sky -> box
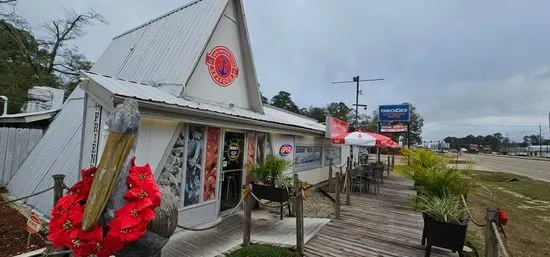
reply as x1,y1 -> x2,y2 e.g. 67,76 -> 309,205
13,0 -> 550,142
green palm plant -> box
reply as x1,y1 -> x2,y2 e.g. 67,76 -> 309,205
250,155 -> 291,186
395,148 -> 447,186
397,149 -> 473,197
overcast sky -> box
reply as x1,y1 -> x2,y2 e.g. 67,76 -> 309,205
14,0 -> 550,142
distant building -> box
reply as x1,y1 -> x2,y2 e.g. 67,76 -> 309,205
525,145 -> 550,157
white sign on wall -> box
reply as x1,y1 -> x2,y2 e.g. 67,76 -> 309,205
90,103 -> 102,166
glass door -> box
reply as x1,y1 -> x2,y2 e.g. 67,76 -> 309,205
220,132 -> 245,211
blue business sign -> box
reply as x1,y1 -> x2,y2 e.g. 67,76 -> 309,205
379,104 -> 410,122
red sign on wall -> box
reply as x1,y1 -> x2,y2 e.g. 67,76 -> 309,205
380,125 -> 407,133
325,116 -> 348,139
205,46 -> 239,87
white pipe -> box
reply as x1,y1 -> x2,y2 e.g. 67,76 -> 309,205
0,96 -> 7,116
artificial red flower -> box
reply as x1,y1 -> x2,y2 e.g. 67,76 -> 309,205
48,157 -> 160,257
98,238 -> 124,257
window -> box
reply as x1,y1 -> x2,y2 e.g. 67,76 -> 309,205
158,124 -> 220,208
184,125 -> 206,207
294,146 -> 322,171
157,128 -> 186,203
324,147 -> 342,166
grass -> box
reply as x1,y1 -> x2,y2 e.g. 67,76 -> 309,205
226,244 -> 301,257
462,170 -> 550,257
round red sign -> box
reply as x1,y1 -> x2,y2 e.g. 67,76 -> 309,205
205,46 -> 239,87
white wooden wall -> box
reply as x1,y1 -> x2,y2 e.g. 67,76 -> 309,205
0,127 -> 43,187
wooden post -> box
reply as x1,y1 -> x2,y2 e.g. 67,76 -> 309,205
328,159 -> 333,193
485,208 -> 499,257
242,185 -> 252,247
335,171 -> 341,219
345,167 -> 351,206
52,174 -> 70,257
386,156 -> 390,177
52,174 -> 66,206
294,174 -> 304,255
391,154 -> 395,170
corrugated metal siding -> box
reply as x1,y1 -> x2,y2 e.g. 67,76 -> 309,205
6,88 -> 84,217
84,72 -> 326,132
90,0 -> 228,90
0,127 -> 43,187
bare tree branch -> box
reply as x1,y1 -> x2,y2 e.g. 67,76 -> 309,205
0,0 -> 17,3
52,67 -> 79,76
43,9 -> 106,74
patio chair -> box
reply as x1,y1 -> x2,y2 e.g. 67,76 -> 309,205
351,167 -> 366,193
364,164 -> 383,194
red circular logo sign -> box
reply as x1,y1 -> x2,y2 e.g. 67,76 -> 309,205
205,46 -> 239,87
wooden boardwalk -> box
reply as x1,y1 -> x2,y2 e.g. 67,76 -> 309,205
162,211 -> 329,257
305,176 -> 457,257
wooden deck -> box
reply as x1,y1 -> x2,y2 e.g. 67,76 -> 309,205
162,211 -> 330,257
305,176 -> 457,257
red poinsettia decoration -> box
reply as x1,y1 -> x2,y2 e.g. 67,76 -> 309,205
48,158 -> 161,257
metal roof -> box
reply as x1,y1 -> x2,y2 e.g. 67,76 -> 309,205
0,110 -> 58,124
90,0 -> 229,94
83,72 -> 325,133
6,88 -> 85,218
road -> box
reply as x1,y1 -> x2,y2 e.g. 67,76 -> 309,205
464,154 -> 550,182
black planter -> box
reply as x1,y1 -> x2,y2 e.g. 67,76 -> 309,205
251,183 -> 291,220
422,213 -> 468,257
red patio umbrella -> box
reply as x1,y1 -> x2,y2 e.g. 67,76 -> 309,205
333,131 -> 399,148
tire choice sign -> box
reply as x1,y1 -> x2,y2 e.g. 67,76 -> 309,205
378,104 -> 410,122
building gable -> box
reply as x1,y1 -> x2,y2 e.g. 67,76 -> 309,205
182,0 -> 263,113
90,0 -> 229,95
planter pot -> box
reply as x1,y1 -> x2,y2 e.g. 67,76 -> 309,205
422,213 -> 468,257
251,183 -> 291,220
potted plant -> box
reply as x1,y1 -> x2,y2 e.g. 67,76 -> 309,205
418,193 -> 468,257
249,155 -> 292,219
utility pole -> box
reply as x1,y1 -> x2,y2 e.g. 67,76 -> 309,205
332,76 -> 384,130
540,123 -> 543,157
506,132 -> 509,154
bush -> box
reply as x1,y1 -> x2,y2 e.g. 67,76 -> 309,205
397,149 -> 473,197
250,155 -> 291,186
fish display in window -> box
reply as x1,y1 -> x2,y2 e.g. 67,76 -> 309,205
204,127 -> 220,201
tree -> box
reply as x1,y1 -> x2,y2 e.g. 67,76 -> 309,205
0,21 -> 58,113
270,91 -> 301,114
407,104 -> 424,145
40,9 -> 105,86
326,102 -> 351,123
305,106 -> 326,123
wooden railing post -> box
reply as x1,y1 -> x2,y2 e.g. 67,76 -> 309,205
345,171 -> 351,205
387,156 -> 391,177
294,174 -> 304,255
52,174 -> 66,206
328,159 -> 333,193
485,208 -> 499,257
335,171 -> 341,219
242,184 -> 252,247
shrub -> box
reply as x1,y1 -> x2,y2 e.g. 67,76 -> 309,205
250,155 -> 291,186
398,149 -> 473,197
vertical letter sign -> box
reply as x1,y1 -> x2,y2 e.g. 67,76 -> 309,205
378,104 -> 410,122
